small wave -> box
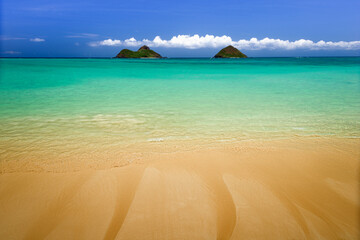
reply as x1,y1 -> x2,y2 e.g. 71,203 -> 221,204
292,127 -> 306,130
343,136 -> 360,139
147,137 -> 165,142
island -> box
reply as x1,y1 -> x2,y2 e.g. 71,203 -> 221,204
213,45 -> 247,58
115,45 -> 162,58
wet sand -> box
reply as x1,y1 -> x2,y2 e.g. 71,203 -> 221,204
0,137 -> 359,239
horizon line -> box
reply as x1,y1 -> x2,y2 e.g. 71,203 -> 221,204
1,56 -> 360,59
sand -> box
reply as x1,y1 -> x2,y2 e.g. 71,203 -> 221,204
0,137 -> 359,239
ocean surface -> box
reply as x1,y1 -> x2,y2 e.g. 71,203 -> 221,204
1,57 -> 360,160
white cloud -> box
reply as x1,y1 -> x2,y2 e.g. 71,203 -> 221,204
0,36 -> 26,40
89,34 -> 360,50
30,38 -> 45,42
124,37 -> 139,46
3,51 -> 21,54
89,38 -> 121,47
232,37 -> 360,50
66,33 -> 99,38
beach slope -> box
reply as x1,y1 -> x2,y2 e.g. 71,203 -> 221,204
0,138 -> 359,240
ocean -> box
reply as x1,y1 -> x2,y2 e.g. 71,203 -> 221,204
1,57 -> 359,161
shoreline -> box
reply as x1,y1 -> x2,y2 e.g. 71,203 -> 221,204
1,136 -> 359,173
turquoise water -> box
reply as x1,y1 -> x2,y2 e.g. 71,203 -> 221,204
1,58 -> 360,158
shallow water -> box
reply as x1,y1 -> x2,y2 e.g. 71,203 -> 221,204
1,57 -> 360,160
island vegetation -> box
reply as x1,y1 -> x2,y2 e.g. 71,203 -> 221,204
214,45 -> 247,58
115,45 -> 162,58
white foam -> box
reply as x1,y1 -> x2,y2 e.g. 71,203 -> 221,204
147,138 -> 164,142
292,127 -> 306,130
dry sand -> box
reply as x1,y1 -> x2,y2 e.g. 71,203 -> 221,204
0,137 -> 359,239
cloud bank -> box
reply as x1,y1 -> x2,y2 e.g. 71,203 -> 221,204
30,38 -> 45,42
89,34 -> 360,50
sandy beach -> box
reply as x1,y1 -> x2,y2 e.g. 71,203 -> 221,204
1,137 -> 359,239
1,0 -> 360,237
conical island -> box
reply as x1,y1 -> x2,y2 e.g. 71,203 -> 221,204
115,45 -> 162,58
214,45 -> 247,58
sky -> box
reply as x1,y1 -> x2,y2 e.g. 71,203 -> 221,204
1,0 -> 359,57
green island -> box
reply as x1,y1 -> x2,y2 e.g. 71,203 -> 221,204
115,45 -> 162,58
213,45 -> 247,58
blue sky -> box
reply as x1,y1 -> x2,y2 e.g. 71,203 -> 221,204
1,0 -> 359,57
